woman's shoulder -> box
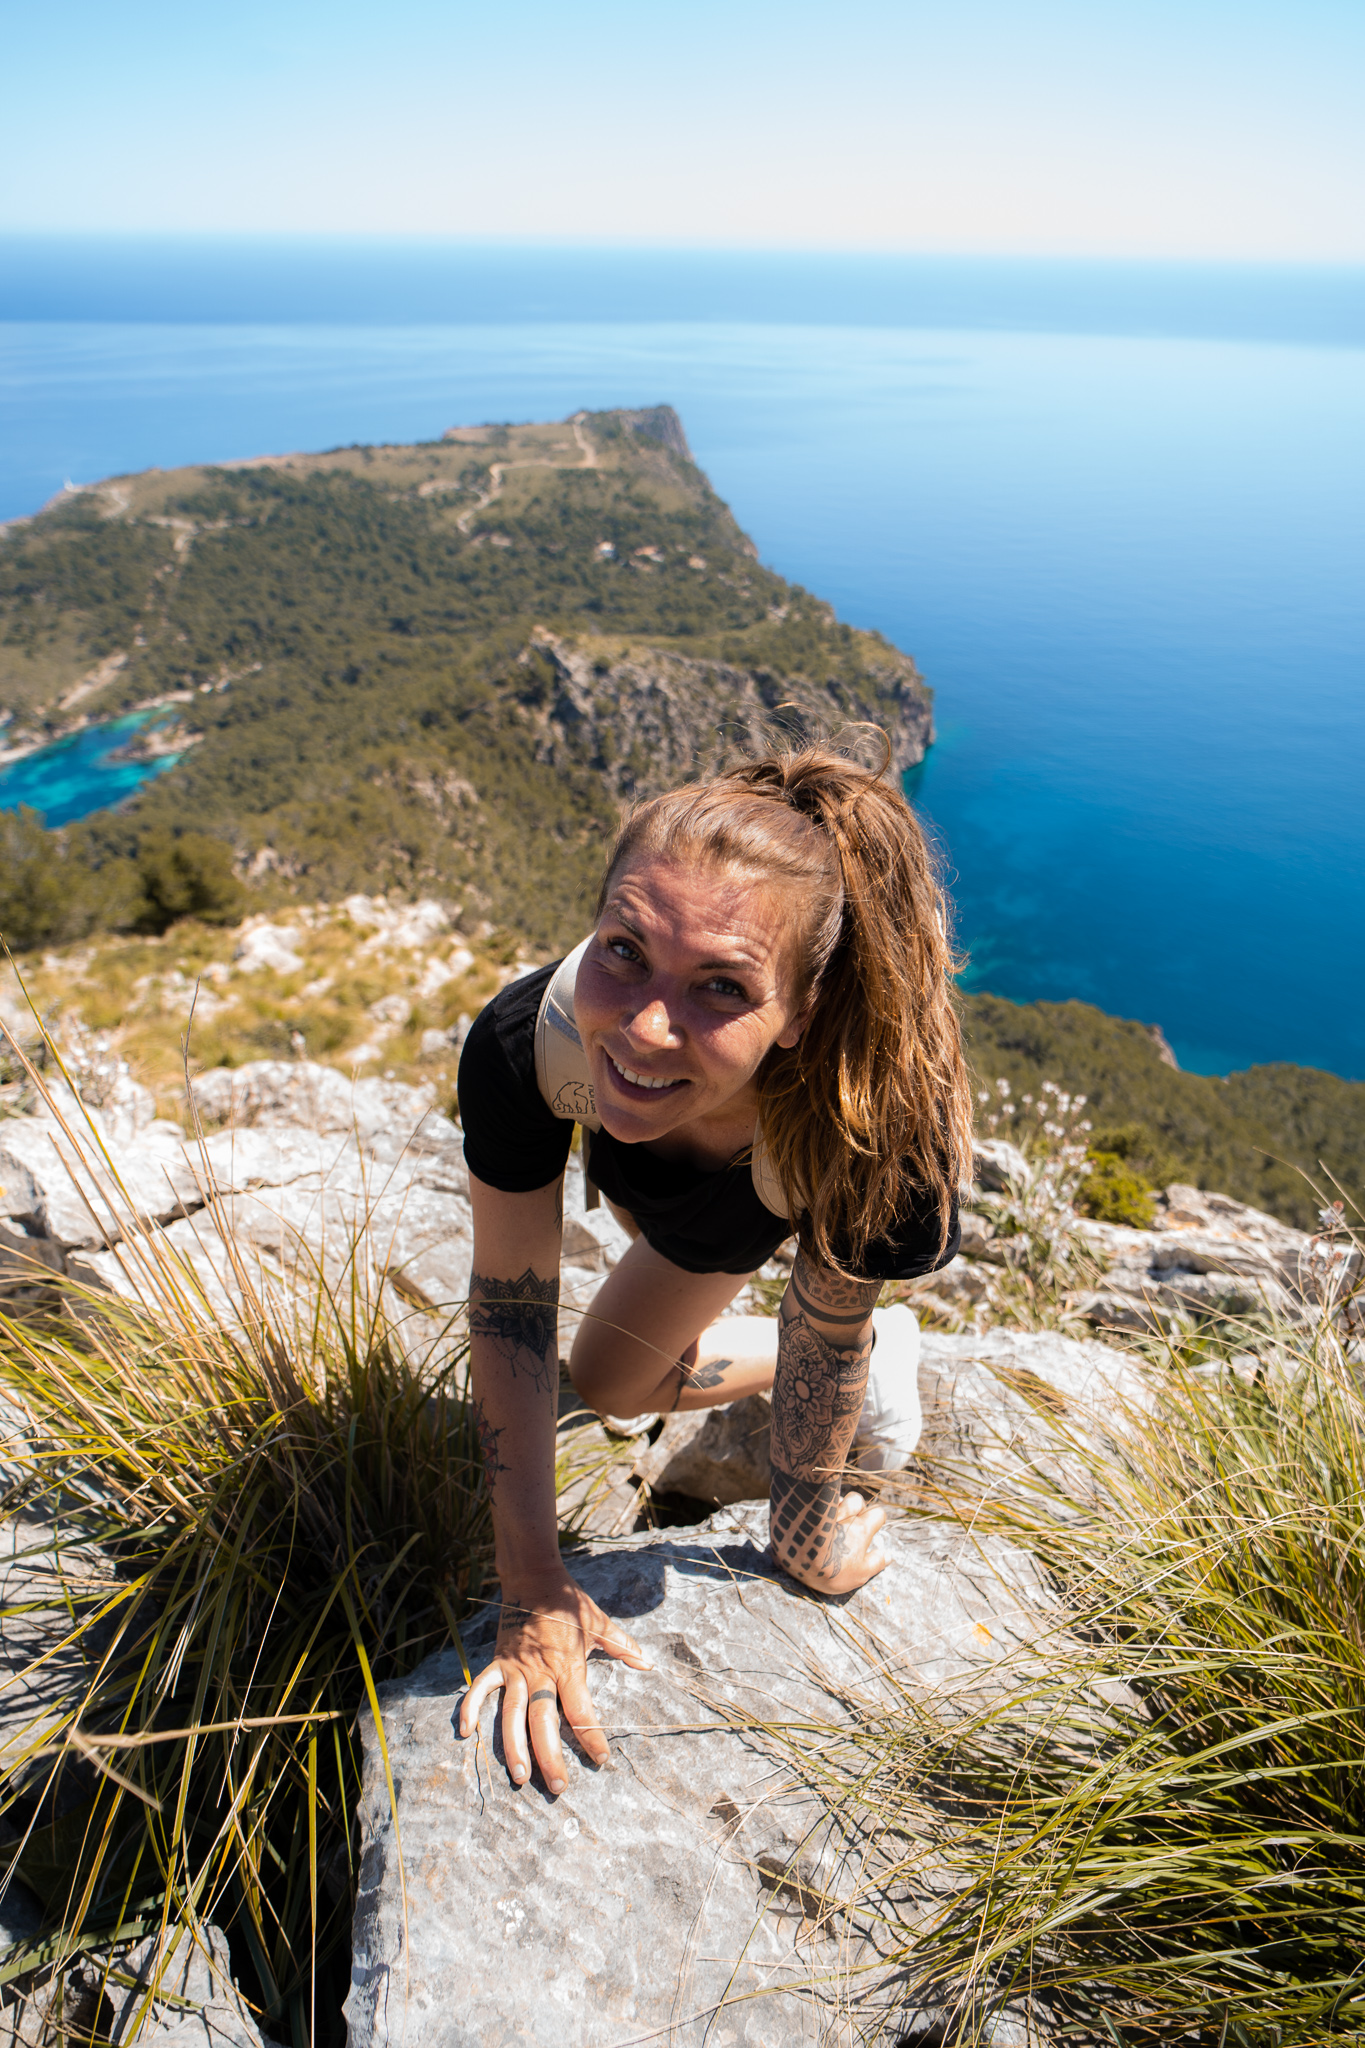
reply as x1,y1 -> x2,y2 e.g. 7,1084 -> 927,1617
458,962 -> 572,1192
462,960 -> 557,1075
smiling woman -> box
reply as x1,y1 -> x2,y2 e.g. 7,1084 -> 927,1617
454,738 -> 973,1798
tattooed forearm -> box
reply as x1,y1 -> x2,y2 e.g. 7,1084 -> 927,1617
771,1313 -> 872,1477
472,1397 -> 509,1499
769,1255 -> 880,1584
470,1268 -> 559,1395
769,1472 -> 851,1581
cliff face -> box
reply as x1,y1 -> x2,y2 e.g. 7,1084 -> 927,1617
515,628 -> 933,801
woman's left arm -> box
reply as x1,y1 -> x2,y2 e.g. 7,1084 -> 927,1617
768,1249 -> 888,1594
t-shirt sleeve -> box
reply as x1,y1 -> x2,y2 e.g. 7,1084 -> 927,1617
838,1191 -> 961,1283
457,964 -> 575,1192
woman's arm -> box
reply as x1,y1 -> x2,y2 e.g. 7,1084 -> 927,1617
768,1249 -> 888,1593
458,1172 -> 650,1793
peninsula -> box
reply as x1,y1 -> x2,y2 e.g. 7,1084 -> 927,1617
0,405 -> 931,951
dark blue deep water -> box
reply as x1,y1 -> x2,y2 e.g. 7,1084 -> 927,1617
2,242 -> 1362,1076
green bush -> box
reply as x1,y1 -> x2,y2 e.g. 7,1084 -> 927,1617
1075,1149 -> 1158,1227
131,828 -> 244,932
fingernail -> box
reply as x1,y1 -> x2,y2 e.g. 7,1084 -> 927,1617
548,1777 -> 566,1795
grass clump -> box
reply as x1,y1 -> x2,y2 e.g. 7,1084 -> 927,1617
763,1218 -> 1365,2045
0,1256 -> 491,2045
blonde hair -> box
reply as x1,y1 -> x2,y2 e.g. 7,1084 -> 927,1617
597,737 -> 974,1269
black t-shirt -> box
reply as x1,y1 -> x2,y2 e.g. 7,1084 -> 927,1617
457,961 -> 959,1281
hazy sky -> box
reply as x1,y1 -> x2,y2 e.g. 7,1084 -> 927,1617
4,0 -> 1361,259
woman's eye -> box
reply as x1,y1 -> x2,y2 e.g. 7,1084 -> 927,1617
607,936 -> 643,964
705,977 -> 748,1000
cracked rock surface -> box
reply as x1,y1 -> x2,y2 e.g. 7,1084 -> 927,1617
347,1504 -> 1049,2048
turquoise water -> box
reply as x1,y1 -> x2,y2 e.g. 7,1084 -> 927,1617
1,245 -> 1362,1077
0,712 -> 184,826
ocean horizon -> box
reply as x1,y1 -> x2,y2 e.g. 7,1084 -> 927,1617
2,241 -> 1362,1079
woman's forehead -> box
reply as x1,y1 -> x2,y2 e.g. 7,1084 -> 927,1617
605,853 -> 800,954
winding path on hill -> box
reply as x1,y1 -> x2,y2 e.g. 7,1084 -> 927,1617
454,412 -> 597,535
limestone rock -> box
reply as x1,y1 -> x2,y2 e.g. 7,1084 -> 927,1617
522,631 -> 933,800
107,1922 -> 279,2048
1077,1184 -> 1318,1332
0,1117 -> 194,1249
914,1327 -> 1149,1503
232,922 -> 304,976
972,1137 -> 1029,1192
634,1393 -> 773,1505
347,1504 -> 1049,2048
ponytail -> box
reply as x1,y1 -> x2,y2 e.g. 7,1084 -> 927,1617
597,735 -> 974,1268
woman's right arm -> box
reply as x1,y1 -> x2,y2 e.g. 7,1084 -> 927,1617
458,1172 -> 650,1795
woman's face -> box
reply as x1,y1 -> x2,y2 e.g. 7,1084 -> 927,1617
574,852 -> 809,1146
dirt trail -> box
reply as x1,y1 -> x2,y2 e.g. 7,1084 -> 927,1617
455,413 -> 596,535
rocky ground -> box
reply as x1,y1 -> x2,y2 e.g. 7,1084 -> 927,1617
1,983 -> 1361,2045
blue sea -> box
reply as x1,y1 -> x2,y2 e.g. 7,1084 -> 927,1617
2,240 -> 1363,1078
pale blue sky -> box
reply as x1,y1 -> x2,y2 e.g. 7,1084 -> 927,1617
3,0 -> 1361,258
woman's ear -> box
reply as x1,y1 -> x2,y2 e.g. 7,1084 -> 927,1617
775,1006 -> 811,1051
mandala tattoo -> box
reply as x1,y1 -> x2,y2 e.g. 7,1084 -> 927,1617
788,1253 -> 882,1326
470,1268 -> 559,1395
771,1314 -> 871,1476
472,1397 -> 508,1499
770,1472 -> 847,1581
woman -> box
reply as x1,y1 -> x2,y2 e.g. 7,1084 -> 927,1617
456,740 -> 973,1797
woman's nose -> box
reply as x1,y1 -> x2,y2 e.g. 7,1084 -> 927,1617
624,998 -> 676,1048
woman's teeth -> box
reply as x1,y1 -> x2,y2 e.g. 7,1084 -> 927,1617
610,1055 -> 682,1091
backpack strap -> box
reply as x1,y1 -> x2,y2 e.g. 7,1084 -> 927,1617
533,938 -> 791,1223
533,938 -> 602,1128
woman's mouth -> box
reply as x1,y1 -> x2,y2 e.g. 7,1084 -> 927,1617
606,1053 -> 689,1097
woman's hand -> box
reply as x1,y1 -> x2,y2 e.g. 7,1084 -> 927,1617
774,1486 -> 888,1595
457,1567 -> 652,1794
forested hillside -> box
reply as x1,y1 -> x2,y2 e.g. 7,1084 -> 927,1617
962,991 -> 1363,1230
0,407 -> 930,950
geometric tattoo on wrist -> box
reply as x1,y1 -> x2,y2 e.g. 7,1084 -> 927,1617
769,1471 -> 849,1581
470,1267 -> 559,1395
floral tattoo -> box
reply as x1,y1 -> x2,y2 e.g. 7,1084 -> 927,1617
469,1268 -> 559,1396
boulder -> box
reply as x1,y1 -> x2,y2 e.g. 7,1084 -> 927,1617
347,1503 -> 1051,2048
914,1328 -> 1149,1508
634,1392 -> 773,1505
0,1117 -> 195,1249
1077,1185 -> 1318,1332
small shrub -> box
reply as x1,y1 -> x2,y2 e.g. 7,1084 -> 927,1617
1075,1148 -> 1157,1227
132,830 -> 244,932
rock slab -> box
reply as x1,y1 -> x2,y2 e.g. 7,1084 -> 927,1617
346,1505 -> 1049,2048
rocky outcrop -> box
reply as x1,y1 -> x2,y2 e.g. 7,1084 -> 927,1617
1072,1181 -> 1340,1332
517,629 -> 933,796
347,1505 -> 1049,2048
345,1324 -> 1139,2048
0,1062 -> 474,1349
914,1165 -> 1358,1344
